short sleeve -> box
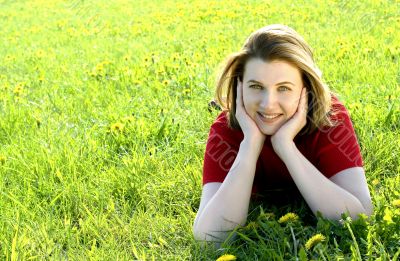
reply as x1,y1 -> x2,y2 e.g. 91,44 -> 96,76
314,101 -> 364,178
202,112 -> 242,185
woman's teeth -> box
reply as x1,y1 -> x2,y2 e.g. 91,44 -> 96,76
259,112 -> 281,119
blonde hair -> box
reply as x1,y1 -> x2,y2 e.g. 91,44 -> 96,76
215,24 -> 335,134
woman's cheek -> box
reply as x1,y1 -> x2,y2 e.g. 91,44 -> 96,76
243,101 -> 252,116
242,93 -> 253,113
285,100 -> 298,118
293,94 -> 302,111
245,102 -> 259,122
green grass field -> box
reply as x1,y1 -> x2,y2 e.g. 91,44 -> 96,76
0,0 -> 399,259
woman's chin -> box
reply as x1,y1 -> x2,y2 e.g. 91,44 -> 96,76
257,125 -> 279,136
255,117 -> 284,136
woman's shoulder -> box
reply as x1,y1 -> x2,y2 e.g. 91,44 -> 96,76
208,111 -> 244,140
300,94 -> 363,176
330,94 -> 347,111
210,111 -> 230,129
298,94 -> 354,142
328,94 -> 353,124
304,94 -> 357,142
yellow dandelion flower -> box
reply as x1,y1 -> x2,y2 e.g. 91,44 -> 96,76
156,68 -> 165,75
35,49 -> 46,58
393,199 -> 400,208
101,60 -> 112,66
122,66 -> 131,74
0,155 -> 6,164
92,63 -> 106,77
372,179 -> 380,186
383,208 -> 394,224
67,27 -> 75,35
244,221 -> 258,230
95,63 -> 104,71
162,79 -> 170,86
278,212 -> 299,223
13,84 -> 23,95
216,254 -> 237,261
60,65 -> 68,73
2,82 -> 10,91
111,122 -> 124,132
82,26 -> 90,35
38,75 -> 45,83
305,233 -> 326,250
29,26 -> 42,34
5,55 -> 16,62
56,19 -> 67,29
172,53 -> 180,61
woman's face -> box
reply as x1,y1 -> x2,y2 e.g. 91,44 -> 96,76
242,58 -> 304,135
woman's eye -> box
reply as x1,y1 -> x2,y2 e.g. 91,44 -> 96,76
249,84 -> 262,89
278,86 -> 290,91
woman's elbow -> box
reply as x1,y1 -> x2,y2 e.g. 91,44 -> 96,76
363,200 -> 374,217
192,223 -> 202,241
192,221 -> 210,242
350,205 -> 373,220
193,223 -> 230,245
192,225 -> 215,242
192,217 -> 211,241
356,196 -> 374,218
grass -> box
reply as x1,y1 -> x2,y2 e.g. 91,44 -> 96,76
0,0 -> 399,259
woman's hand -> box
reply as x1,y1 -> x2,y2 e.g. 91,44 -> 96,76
235,79 -> 266,147
271,87 -> 308,154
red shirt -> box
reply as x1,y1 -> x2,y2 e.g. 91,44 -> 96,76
202,97 -> 363,196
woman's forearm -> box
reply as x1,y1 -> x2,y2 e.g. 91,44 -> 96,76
277,142 -> 368,220
193,138 -> 262,243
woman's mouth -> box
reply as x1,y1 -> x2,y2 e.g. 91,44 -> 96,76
257,112 -> 283,123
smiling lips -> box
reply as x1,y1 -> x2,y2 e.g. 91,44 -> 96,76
257,112 -> 283,123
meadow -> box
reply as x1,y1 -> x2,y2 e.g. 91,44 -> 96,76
0,0 -> 399,259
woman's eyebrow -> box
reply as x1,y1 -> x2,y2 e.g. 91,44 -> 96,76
247,79 -> 295,86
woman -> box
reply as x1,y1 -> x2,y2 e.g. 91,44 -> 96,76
192,24 -> 373,244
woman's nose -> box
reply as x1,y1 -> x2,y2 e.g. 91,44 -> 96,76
260,92 -> 278,109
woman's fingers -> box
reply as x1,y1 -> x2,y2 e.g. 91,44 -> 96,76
300,88 -> 308,114
235,78 -> 250,125
236,78 -> 242,107
296,88 -> 308,127
295,88 -> 308,117
236,78 -> 244,114
235,78 -> 265,145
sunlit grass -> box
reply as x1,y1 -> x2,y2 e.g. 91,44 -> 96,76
0,0 -> 399,259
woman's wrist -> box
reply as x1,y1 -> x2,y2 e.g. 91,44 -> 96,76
241,136 -> 265,156
272,138 -> 296,159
